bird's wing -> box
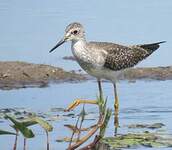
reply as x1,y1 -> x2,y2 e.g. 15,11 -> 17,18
88,41 -> 164,71
103,44 -> 149,71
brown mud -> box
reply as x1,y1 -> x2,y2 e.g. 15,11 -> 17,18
0,61 -> 172,90
0,61 -> 86,90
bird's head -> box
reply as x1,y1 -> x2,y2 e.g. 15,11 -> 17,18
49,22 -> 85,53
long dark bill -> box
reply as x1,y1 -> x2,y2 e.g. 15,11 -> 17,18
49,38 -> 66,53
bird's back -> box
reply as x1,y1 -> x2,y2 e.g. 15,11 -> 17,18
87,41 -> 165,71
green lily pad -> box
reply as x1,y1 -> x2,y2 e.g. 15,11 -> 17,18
4,115 -> 35,138
30,116 -> 53,132
97,132 -> 172,150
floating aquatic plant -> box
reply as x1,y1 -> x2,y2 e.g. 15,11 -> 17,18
56,95 -> 112,150
3,114 -> 53,150
29,116 -> 53,150
4,114 -> 35,150
99,132 -> 172,150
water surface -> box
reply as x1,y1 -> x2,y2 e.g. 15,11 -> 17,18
1,80 -> 172,149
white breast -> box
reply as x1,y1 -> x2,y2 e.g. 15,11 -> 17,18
72,40 -> 105,67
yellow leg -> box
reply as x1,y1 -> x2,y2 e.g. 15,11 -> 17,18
65,99 -> 98,111
114,95 -> 119,114
113,83 -> 119,135
114,83 -> 119,113
114,113 -> 119,136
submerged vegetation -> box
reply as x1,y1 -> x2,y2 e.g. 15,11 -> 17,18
1,97 -> 172,150
2,114 -> 53,150
98,132 -> 172,150
0,96 -> 112,150
1,96 -> 172,150
64,96 -> 112,150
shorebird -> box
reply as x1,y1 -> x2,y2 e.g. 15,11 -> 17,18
49,22 -> 165,122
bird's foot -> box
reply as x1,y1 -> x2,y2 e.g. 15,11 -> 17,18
65,99 -> 98,111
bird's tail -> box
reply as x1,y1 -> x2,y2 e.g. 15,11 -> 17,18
137,41 -> 166,53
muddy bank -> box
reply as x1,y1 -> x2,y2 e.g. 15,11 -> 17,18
122,66 -> 172,80
0,61 -> 86,90
0,61 -> 172,90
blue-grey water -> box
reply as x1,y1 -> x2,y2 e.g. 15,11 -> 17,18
0,0 -> 172,150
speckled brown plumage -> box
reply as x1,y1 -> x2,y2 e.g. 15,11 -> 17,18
103,41 -> 166,71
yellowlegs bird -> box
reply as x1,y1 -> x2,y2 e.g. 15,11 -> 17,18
49,22 -> 165,129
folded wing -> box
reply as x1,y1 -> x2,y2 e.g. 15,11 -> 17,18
103,41 -> 166,71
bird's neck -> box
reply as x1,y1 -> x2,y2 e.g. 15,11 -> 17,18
72,39 -> 87,51
71,39 -> 87,59
72,38 -> 86,46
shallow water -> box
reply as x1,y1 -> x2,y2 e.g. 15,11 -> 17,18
0,0 -> 172,149
1,80 -> 172,149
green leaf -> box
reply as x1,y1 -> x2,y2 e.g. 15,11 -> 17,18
22,119 -> 37,127
0,129 -> 16,135
4,115 -> 34,138
100,108 -> 112,137
80,105 -> 86,122
31,117 -> 53,132
97,95 -> 107,115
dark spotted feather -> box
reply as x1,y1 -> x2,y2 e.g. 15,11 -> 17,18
104,41 -> 166,71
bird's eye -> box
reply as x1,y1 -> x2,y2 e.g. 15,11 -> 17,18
72,30 -> 78,35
